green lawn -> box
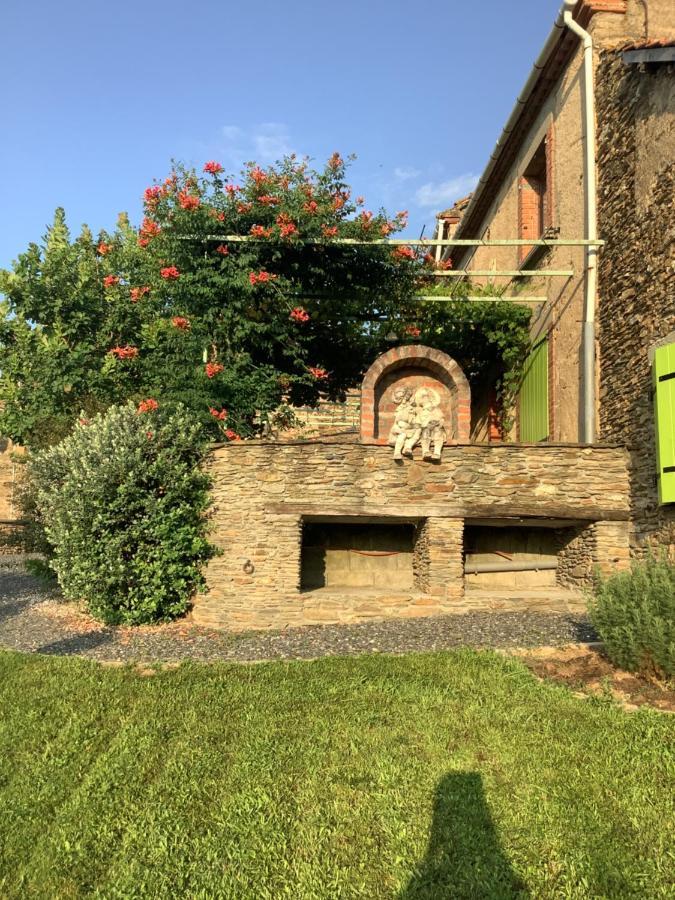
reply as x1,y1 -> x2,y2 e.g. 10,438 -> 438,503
0,650 -> 673,899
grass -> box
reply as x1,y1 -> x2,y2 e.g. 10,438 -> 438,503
0,649 -> 673,899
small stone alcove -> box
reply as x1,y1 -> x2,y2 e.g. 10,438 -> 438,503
359,345 -> 471,445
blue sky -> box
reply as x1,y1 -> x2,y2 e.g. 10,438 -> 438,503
1,0 -> 561,269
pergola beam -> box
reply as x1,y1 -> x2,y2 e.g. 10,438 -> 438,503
174,234 -> 603,247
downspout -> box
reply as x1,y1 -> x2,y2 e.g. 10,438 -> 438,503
563,1 -> 597,444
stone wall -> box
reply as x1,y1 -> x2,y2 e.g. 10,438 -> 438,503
0,439 -> 22,522
196,440 -> 630,630
596,50 -> 675,552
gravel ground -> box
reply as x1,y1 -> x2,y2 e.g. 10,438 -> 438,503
0,562 -> 597,663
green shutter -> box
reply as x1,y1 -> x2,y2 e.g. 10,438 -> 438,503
519,339 -> 549,442
653,342 -> 675,505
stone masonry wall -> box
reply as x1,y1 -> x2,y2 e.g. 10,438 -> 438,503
596,50 -> 675,552
0,440 -> 22,522
196,441 -> 630,630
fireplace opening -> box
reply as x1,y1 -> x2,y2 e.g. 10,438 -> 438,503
301,520 -> 415,591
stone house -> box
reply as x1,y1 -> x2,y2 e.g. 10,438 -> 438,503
443,0 -> 674,552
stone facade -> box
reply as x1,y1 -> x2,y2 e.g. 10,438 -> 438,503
196,440 -> 630,630
0,439 -> 22,523
596,49 -> 675,552
444,1 -> 674,555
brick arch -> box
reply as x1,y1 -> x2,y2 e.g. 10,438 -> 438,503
360,345 -> 471,444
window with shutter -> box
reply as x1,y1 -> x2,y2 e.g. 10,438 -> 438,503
653,342 -> 675,505
519,339 -> 549,442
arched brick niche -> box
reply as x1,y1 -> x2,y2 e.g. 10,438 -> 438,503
360,345 -> 471,445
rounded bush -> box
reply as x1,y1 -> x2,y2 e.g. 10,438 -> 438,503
29,403 -> 215,625
588,555 -> 675,677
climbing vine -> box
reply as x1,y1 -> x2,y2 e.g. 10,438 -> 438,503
0,154 -> 531,447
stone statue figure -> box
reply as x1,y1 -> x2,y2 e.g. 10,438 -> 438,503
388,387 -> 420,459
388,385 -> 447,461
414,387 -> 446,460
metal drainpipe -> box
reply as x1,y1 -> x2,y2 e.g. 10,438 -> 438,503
563,0 -> 598,444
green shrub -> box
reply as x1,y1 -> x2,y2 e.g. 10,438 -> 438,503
588,555 -> 675,677
29,402 -> 216,625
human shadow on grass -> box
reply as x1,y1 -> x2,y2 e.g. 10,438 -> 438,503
400,772 -> 529,899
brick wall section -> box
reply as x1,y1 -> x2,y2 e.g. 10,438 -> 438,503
196,441 -> 630,630
518,176 -> 543,262
596,50 -> 675,552
360,345 -> 471,444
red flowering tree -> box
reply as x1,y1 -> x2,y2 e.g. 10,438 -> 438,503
0,155 -> 421,446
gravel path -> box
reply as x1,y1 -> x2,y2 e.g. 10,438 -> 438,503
0,562 -> 597,663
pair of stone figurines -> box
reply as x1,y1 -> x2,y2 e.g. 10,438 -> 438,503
388,386 -> 447,461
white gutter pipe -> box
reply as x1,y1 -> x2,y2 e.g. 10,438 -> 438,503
563,0 -> 597,445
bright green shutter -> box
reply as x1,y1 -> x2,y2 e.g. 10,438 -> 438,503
519,339 -> 549,442
653,343 -> 675,504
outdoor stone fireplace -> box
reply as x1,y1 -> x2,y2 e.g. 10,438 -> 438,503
195,345 -> 632,631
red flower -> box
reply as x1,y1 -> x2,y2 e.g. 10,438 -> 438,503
78,417 -> 90,426
249,166 -> 267,185
109,345 -> 139,359
97,242 -> 112,256
405,325 -> 421,337
137,398 -> 159,413
224,429 -> 241,441
258,194 -> 280,206
276,213 -> 298,239
171,316 -> 190,330
250,224 -> 273,239
178,191 -> 200,211
394,245 -> 416,260
360,211 -> 373,228
396,210 -> 409,226
322,225 -> 338,238
308,366 -> 328,380
328,152 -> 343,170
140,217 -> 161,238
249,270 -> 276,286
438,258 -> 453,270
146,431 -> 154,440
302,200 -> 318,215
130,286 -> 150,302
215,244 -> 229,255
138,238 -> 150,248
225,184 -> 240,196
290,306 -> 310,323
144,186 -> 163,205
205,362 -> 224,378
160,266 -> 180,280
103,275 -> 120,288
203,160 -> 224,175
209,407 -> 227,420
423,252 -> 435,266
333,195 -> 346,211
381,222 -> 394,236
355,196 -> 365,206
237,202 -> 253,214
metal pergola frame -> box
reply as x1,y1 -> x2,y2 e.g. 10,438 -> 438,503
172,234 -> 600,292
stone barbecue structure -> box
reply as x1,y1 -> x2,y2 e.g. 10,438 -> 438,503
195,346 -> 631,631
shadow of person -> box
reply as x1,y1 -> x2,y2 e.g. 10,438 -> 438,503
400,772 -> 529,899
